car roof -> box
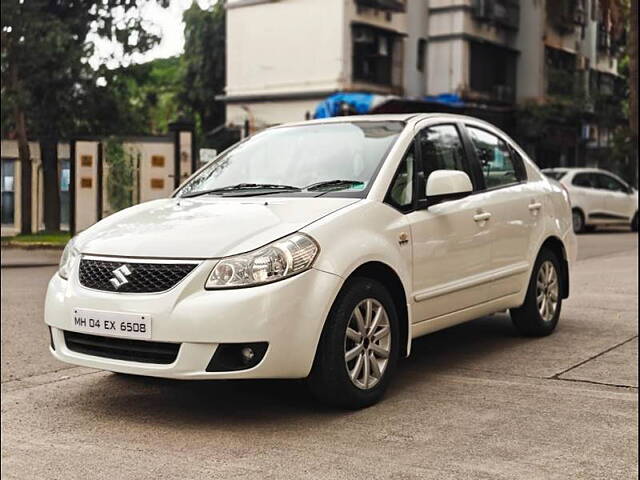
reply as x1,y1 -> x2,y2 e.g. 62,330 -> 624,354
543,167 -> 618,175
277,113 -> 500,128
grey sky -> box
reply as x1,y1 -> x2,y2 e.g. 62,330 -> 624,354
90,0 -> 216,69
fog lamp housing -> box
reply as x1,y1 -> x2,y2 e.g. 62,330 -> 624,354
206,342 -> 269,372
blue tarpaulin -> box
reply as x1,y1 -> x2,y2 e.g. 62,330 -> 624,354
314,92 -> 465,118
314,93 -> 381,118
423,93 -> 465,107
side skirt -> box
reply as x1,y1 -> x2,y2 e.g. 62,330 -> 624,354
410,293 -> 522,340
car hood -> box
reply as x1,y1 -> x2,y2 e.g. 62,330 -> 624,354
77,196 -> 360,258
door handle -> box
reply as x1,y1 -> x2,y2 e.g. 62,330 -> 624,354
473,212 -> 492,223
528,201 -> 542,212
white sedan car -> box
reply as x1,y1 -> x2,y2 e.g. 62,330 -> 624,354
46,114 -> 576,408
542,167 -> 638,233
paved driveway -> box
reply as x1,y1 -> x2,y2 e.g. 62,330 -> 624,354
1,232 -> 637,479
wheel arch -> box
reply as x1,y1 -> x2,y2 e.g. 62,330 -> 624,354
340,261 -> 410,358
539,236 -> 570,299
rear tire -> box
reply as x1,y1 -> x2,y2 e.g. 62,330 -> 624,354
511,248 -> 563,337
572,209 -> 586,233
631,212 -> 638,232
307,277 -> 400,409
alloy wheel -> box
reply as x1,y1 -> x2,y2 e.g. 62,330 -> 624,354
536,261 -> 559,322
344,298 -> 391,390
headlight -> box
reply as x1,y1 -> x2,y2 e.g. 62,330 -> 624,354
58,237 -> 79,280
206,233 -> 319,289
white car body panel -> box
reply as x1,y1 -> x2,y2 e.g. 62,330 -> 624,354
45,113 -> 576,381
76,196 -> 359,258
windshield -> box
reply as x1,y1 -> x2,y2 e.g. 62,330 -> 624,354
178,121 -> 405,197
543,170 -> 567,181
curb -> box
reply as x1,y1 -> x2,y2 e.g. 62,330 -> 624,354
1,243 -> 65,250
1,262 -> 59,269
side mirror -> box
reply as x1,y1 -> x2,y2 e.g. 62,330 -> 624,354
420,170 -> 473,208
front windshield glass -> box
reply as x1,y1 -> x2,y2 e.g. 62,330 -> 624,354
178,121 -> 405,197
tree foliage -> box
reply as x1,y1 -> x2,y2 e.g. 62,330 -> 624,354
179,1 -> 226,138
1,0 -> 168,233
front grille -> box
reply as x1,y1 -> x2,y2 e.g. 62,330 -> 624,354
64,331 -> 180,364
79,258 -> 198,293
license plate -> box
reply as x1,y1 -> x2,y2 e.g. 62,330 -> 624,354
71,308 -> 152,339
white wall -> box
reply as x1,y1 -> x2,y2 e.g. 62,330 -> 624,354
403,0 -> 428,97
515,0 -> 545,101
427,38 -> 467,96
226,0 -> 346,98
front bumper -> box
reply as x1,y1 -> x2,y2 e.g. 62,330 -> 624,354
45,261 -> 342,379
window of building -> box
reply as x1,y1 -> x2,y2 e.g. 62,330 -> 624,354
466,127 -> 522,189
60,159 -> 70,228
546,47 -> 577,96
469,41 -> 516,102
417,38 -> 426,72
1,159 -> 16,225
352,24 -> 396,86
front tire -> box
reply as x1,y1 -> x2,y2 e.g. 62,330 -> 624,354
510,248 -> 563,337
308,277 -> 400,409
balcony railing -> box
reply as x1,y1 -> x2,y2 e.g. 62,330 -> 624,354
355,0 -> 405,13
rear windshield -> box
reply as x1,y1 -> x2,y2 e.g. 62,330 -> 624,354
543,170 -> 567,181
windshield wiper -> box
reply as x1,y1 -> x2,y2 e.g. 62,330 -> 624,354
305,180 -> 364,192
181,183 -> 301,198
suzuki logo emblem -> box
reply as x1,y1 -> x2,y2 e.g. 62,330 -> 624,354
110,265 -> 132,289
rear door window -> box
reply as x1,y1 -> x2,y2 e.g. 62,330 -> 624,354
466,126 -> 524,189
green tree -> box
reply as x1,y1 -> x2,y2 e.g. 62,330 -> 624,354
179,1 -> 226,140
98,57 -> 183,135
1,0 -> 168,233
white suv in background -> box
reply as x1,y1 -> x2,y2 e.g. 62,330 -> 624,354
46,114 -> 576,409
542,168 -> 638,233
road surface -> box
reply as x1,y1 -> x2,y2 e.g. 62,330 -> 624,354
1,231 -> 637,479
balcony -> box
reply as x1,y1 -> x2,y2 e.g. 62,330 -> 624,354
547,0 -> 587,34
355,0 -> 405,13
472,0 -> 520,31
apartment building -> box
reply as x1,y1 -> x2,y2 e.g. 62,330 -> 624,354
222,0 -> 626,170
224,0 -> 408,130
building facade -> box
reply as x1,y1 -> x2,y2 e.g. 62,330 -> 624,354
222,0 -> 627,173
